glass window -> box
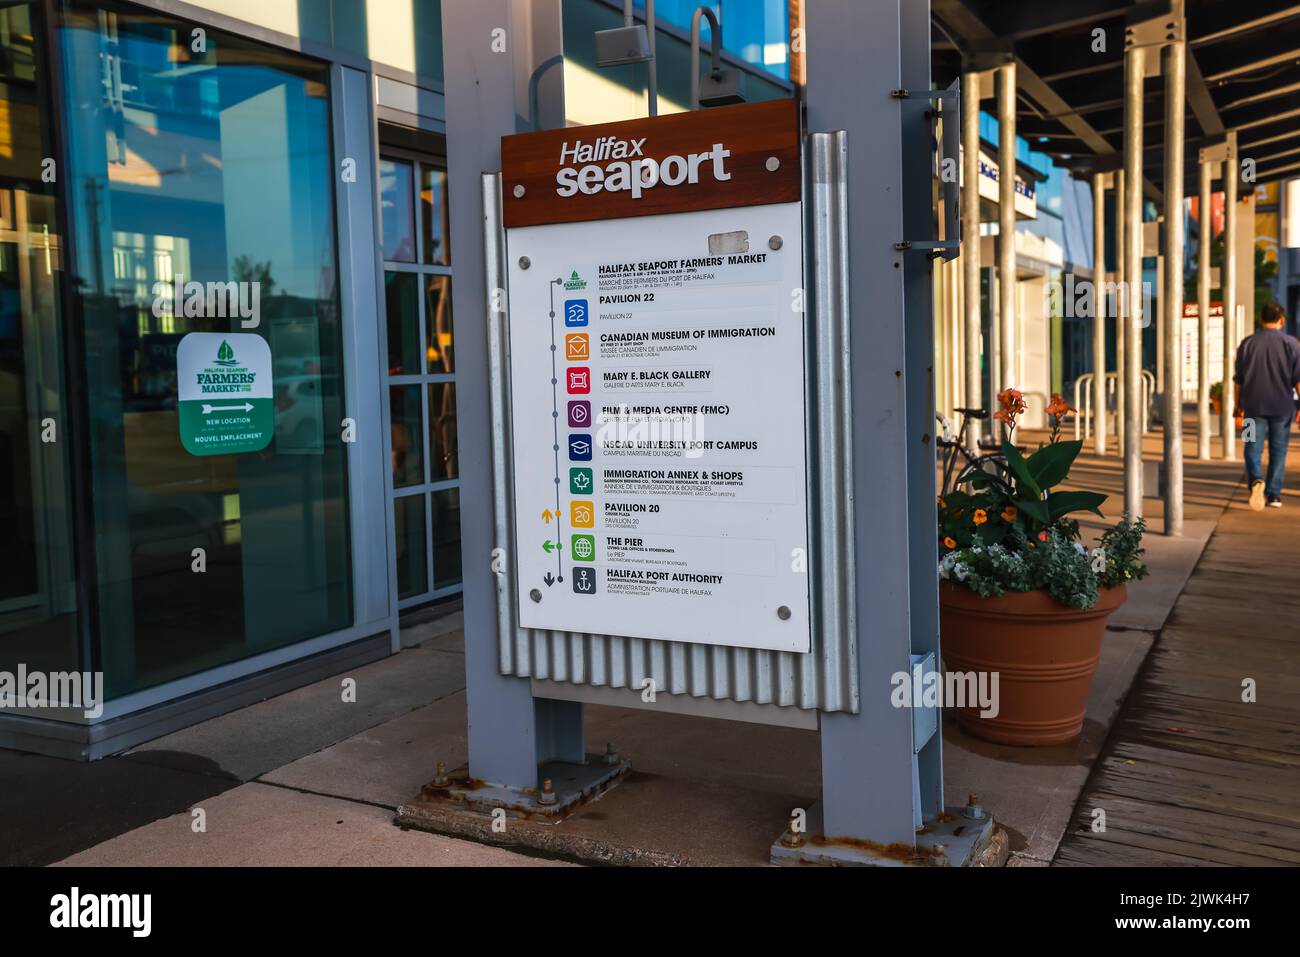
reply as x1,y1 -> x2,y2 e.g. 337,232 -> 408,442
431,487 -> 461,589
0,2 -> 81,679
58,1 -> 351,698
390,385 -> 424,488
394,494 -> 428,599
379,159 -> 416,262
420,164 -> 450,265
425,274 -> 453,373
428,382 -> 457,481
385,271 -> 420,375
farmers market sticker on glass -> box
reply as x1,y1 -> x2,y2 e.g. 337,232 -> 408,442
177,332 -> 273,456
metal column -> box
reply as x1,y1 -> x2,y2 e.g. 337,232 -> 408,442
997,62 -> 1017,393
440,0 -> 584,791
1122,45 -> 1145,519
1092,172 -> 1108,454
962,68 -> 982,441
805,0 -> 932,846
1115,167 -> 1126,453
1197,155 -> 1213,460
1222,132 -> 1238,461
1163,38 -> 1185,535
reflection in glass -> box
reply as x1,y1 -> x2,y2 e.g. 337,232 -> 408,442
58,1 -> 351,697
420,164 -> 450,265
428,382 -> 457,481
431,488 -> 462,589
425,275 -> 453,373
390,386 -> 424,488
395,494 -> 428,599
379,158 -> 416,262
385,271 -> 419,375
0,2 -> 80,677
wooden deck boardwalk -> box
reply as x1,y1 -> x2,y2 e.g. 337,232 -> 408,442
1055,471 -> 1300,867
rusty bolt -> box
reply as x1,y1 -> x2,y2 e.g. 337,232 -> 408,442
538,778 -> 558,806
963,792 -> 986,820
780,811 -> 805,848
603,742 -> 621,765
433,761 -> 449,787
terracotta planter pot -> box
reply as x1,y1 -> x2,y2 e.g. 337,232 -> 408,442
939,583 -> 1127,746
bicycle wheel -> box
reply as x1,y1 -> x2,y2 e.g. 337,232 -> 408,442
955,453 -> 1005,489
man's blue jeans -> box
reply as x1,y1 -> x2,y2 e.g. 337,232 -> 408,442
1244,414 -> 1294,499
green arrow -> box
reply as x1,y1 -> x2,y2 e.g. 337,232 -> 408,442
542,540 -> 562,554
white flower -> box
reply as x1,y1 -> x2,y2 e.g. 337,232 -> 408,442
1073,541 -> 1087,555
953,563 -> 969,582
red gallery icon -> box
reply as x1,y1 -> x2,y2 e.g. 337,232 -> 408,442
566,367 -> 591,394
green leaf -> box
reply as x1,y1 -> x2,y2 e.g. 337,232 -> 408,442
1046,490 -> 1107,521
1002,441 -> 1041,498
1014,496 -> 1050,524
1026,440 -> 1081,491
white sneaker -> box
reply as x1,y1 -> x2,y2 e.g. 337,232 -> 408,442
1250,480 -> 1266,511
1267,497 -> 1283,509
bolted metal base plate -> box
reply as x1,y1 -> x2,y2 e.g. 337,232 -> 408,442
401,753 -> 629,823
770,802 -> 996,867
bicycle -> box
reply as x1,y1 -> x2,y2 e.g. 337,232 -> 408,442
936,407 -> 1007,497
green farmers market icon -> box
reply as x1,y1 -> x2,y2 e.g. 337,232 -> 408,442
176,332 -> 274,457
563,269 -> 587,291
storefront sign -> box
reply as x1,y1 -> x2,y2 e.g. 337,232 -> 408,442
501,100 -> 811,653
176,332 -> 274,456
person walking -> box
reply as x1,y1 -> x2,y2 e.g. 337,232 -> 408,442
1234,302 -> 1300,510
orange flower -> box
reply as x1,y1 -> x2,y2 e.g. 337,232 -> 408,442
973,508 -> 988,526
1037,530 -> 1050,542
995,387 -> 1027,430
943,536 -> 957,549
938,497 -> 947,510
1046,392 -> 1076,420
1001,506 -> 1018,522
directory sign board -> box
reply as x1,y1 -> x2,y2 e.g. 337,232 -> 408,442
501,100 -> 810,654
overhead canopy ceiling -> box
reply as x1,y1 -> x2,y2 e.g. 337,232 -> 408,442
932,0 -> 1300,187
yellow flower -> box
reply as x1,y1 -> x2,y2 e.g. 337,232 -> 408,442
943,536 -> 957,549
1001,506 -> 1018,522
973,509 -> 988,526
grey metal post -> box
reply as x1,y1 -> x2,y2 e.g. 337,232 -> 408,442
1123,45 -> 1145,519
962,67 -> 982,442
689,7 -> 721,111
1222,132 -> 1238,460
1163,39 -> 1185,535
441,0 -> 583,789
805,0 -> 929,844
998,62 -> 1017,393
1198,156 -> 1213,459
1115,167 -> 1126,453
1093,172 -> 1108,454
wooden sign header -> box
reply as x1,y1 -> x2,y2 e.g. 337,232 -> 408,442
500,98 -> 802,229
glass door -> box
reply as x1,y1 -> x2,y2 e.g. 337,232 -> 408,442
378,149 -> 461,607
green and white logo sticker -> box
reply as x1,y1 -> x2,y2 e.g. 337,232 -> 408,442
176,332 -> 274,457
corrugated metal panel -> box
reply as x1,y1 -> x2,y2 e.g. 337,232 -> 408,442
485,132 -> 858,714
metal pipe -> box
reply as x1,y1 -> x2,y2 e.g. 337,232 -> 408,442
646,0 -> 657,116
962,68 -> 982,443
1222,132 -> 1238,459
1123,44 -> 1145,519
1198,157 -> 1213,459
1115,167 -> 1126,453
690,6 -> 722,111
998,62 -> 1017,396
1163,39 -> 1185,536
1092,172 -> 1108,454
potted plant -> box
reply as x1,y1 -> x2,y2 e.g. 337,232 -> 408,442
937,389 -> 1148,746
1210,380 -> 1223,417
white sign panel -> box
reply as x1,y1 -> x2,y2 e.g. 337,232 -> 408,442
1180,303 -> 1225,395
506,202 -> 811,653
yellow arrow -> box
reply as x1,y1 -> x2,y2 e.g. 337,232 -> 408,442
541,509 -> 554,523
